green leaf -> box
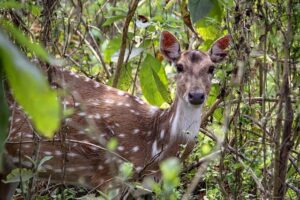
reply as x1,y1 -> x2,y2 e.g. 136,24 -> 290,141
117,63 -> 132,91
1,21 -> 49,61
0,1 -> 23,9
139,54 -> 170,106
102,15 -> 126,27
107,138 -> 118,151
37,156 -> 53,171
119,162 -> 133,180
102,36 -> 121,63
188,0 -> 214,23
0,32 -> 61,137
0,68 -> 9,170
3,168 -> 34,183
151,68 -> 172,104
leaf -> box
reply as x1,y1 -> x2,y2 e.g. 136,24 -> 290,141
117,63 -> 132,90
151,68 -> 172,104
0,1 -> 23,9
139,54 -> 170,106
107,138 -> 118,151
119,162 -> 133,180
102,36 -> 122,63
1,21 -> 49,61
37,156 -> 53,171
0,32 -> 61,137
188,0 -> 214,23
102,15 -> 126,27
3,168 -> 34,183
195,0 -> 224,50
111,48 -> 143,63
0,68 -> 9,168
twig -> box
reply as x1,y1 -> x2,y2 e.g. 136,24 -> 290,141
112,0 -> 140,87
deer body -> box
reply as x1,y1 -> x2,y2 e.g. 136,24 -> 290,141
2,31 -> 231,199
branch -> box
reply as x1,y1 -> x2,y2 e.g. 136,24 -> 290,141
112,0 -> 140,87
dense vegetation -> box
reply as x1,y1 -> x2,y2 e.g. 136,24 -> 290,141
0,0 -> 299,199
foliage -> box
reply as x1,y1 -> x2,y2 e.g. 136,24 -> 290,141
0,0 -> 299,199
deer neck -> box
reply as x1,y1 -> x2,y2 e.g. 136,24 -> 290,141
156,97 -> 202,144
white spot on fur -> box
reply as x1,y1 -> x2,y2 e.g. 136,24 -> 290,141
105,99 -> 114,104
117,91 -> 125,96
119,134 -> 125,138
54,168 -> 62,173
150,106 -> 159,115
44,151 -> 52,156
10,128 -> 16,133
98,165 -> 104,170
151,141 -> 159,157
94,82 -> 100,88
15,118 -> 21,123
92,102 -> 99,106
132,146 -> 139,152
130,109 -> 135,113
117,102 -> 124,106
75,102 -> 80,107
125,103 -> 131,107
117,146 -> 125,151
147,131 -> 152,136
78,112 -> 86,116
103,113 -> 111,118
133,129 -> 140,134
67,167 -> 76,172
67,152 -> 78,157
94,113 -> 101,119
136,166 -> 143,172
22,144 -> 31,149
55,150 -> 62,156
84,77 -> 90,82
160,129 -> 165,139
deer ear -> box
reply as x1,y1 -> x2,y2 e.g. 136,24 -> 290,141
160,31 -> 181,62
209,35 -> 232,63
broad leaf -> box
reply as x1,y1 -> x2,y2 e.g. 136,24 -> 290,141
139,54 -> 170,106
0,32 -> 61,137
102,36 -> 121,63
188,0 -> 214,23
3,168 -> 34,183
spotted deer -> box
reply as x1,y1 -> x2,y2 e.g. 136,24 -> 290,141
1,31 -> 231,199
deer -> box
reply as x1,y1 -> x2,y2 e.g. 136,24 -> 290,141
1,31 -> 231,199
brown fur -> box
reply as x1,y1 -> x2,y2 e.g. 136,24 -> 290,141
2,32 -> 230,198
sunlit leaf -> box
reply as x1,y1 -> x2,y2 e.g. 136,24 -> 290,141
0,32 -> 61,137
1,21 -> 49,61
102,36 -> 121,63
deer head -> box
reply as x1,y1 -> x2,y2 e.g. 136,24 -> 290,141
160,31 -> 231,106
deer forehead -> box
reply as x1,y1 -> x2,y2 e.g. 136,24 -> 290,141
178,50 -> 213,72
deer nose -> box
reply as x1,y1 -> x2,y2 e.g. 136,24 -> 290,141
188,91 -> 205,105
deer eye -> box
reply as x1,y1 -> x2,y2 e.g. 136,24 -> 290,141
208,65 -> 215,74
176,64 -> 184,73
